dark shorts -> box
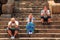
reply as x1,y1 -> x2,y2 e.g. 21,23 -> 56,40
41,16 -> 51,21
8,28 -> 19,34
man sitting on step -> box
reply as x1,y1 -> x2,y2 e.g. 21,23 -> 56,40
26,13 -> 35,23
7,18 -> 19,39
41,6 -> 51,24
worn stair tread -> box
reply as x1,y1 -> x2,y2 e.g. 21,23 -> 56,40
0,20 -> 60,25
0,33 -> 60,34
0,21 -> 60,22
1,29 -> 60,33
0,18 -> 59,19
1,28 -> 60,30
0,33 -> 60,38
0,25 -> 60,29
0,37 -> 60,40
0,37 -> 60,39
0,24 -> 59,26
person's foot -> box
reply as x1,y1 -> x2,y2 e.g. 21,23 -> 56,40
11,36 -> 15,39
29,32 -> 33,34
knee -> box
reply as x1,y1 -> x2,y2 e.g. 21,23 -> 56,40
15,30 -> 18,33
48,18 -> 51,21
7,30 -> 11,33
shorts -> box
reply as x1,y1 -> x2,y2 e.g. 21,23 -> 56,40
8,28 -> 19,35
41,16 -> 51,21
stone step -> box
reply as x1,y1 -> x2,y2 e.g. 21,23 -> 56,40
0,13 -> 60,18
19,0 -> 47,1
2,13 -> 54,18
0,17 -> 59,21
1,13 -> 59,17
0,21 -> 60,25
0,33 -> 60,38
14,13 -> 41,15
1,29 -> 60,33
0,25 -> 60,29
1,13 -> 41,16
0,18 -> 40,21
2,13 -> 59,16
4,14 -> 59,18
19,0 -> 47,2
18,8 -> 42,13
1,14 -> 40,18
19,5 -> 43,8
16,0 -> 47,8
0,37 -> 59,40
0,18 -> 60,21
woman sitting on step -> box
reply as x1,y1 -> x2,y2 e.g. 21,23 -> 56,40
26,20 -> 35,34
26,13 -> 35,23
7,18 -> 19,39
41,6 -> 51,24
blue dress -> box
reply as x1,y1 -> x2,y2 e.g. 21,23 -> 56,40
26,22 -> 35,33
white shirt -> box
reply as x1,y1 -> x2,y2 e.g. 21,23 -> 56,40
41,10 -> 50,15
8,21 -> 19,26
26,17 -> 35,23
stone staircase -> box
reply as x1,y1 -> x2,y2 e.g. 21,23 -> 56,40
1,0 -> 48,18
1,14 -> 60,40
0,0 -> 60,40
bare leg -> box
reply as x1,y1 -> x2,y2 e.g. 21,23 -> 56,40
41,19 -> 44,23
8,30 -> 13,37
14,30 -> 18,37
48,18 -> 51,23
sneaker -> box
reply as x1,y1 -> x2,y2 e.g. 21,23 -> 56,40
29,32 -> 33,34
11,36 -> 15,39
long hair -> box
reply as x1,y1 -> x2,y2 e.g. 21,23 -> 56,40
43,2 -> 49,10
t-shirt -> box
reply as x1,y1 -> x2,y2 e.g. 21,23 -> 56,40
41,10 -> 50,17
26,17 -> 35,22
8,21 -> 19,28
